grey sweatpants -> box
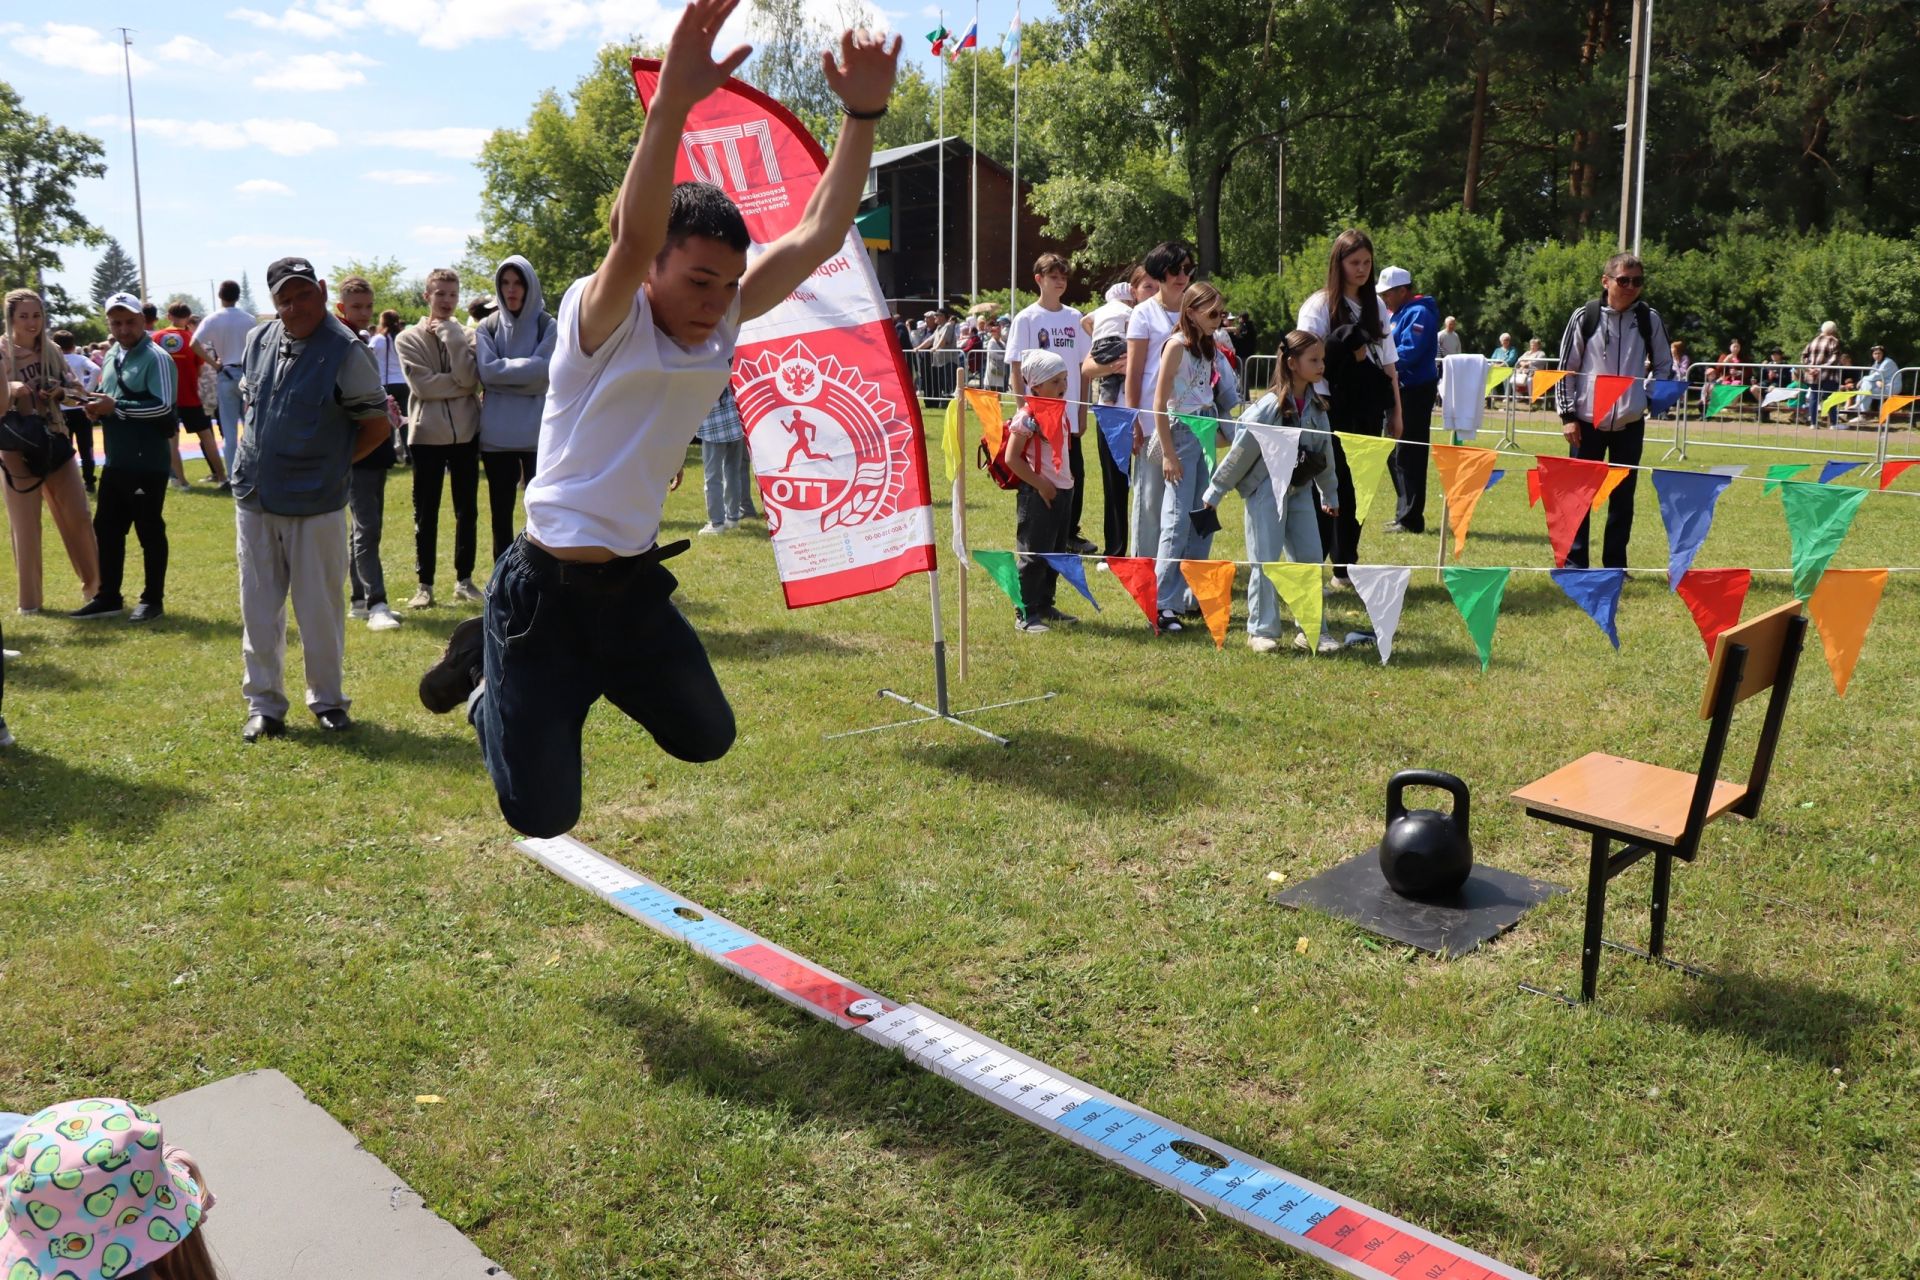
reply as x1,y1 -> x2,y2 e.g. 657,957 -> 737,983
347,467 -> 388,608
237,504 -> 350,720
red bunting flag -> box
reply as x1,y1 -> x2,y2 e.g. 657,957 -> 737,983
1525,468 -> 1541,508
1022,395 -> 1068,469
1674,568 -> 1752,657
1591,374 -> 1634,427
1535,456 -> 1613,566
1104,556 -> 1161,631
1879,459 -> 1919,490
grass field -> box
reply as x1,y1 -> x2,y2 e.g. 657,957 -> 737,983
3,407 -> 1916,1280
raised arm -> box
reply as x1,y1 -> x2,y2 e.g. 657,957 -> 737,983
580,0 -> 752,356
738,30 -> 901,322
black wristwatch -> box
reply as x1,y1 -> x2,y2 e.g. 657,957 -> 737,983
842,104 -> 887,121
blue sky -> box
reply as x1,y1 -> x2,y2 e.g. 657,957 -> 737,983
4,0 -> 1037,310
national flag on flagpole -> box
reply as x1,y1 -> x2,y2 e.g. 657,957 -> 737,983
951,20 -> 977,58
926,24 -> 948,55
1002,8 -> 1022,63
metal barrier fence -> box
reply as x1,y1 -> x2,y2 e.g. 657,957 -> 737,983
1666,358 -> 1903,464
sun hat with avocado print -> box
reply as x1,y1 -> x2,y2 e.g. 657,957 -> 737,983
2,1098 -> 210,1280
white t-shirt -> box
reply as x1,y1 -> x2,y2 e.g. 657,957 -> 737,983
63,353 -> 99,392
523,278 -> 741,556
1007,409 -> 1073,489
1297,291 -> 1396,394
1010,302 -> 1088,432
368,332 -> 404,386
1087,298 -> 1132,344
1126,297 -> 1181,409
194,305 -> 257,368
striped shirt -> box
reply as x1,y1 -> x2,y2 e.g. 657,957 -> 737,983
695,384 -> 745,444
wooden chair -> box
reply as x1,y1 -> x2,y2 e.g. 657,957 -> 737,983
1511,600 -> 1808,1003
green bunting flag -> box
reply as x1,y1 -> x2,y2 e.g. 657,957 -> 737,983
1442,567 -> 1510,672
1176,412 -> 1219,473
1764,463 -> 1811,494
971,549 -> 1025,613
1705,383 -> 1749,418
1778,481 -> 1867,600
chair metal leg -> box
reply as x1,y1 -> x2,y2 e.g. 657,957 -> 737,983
1579,831 -> 1610,1003
1648,850 -> 1672,958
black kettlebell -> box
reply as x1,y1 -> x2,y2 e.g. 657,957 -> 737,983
1378,770 -> 1473,899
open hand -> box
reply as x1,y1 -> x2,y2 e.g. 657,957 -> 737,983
657,0 -> 753,108
821,28 -> 902,115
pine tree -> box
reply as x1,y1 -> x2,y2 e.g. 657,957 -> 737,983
90,237 -> 139,306
238,270 -> 257,314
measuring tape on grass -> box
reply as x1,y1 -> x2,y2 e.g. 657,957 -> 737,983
517,835 -> 1535,1280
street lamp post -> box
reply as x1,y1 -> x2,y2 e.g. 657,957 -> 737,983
116,27 -> 151,303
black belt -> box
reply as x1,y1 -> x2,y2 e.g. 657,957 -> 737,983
518,535 -> 688,588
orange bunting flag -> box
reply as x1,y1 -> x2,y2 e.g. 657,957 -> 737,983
1591,374 -> 1634,427
1806,568 -> 1888,697
1591,464 -> 1630,510
1535,456 -> 1613,566
1525,468 -> 1541,508
1432,444 -> 1499,556
965,388 -> 1005,460
1021,396 -> 1068,468
1104,556 -> 1161,631
1879,459 -> 1919,490
1179,559 -> 1238,648
1879,394 -> 1918,424
1529,369 -> 1572,401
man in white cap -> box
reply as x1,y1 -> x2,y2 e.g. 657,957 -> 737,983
70,294 -> 172,622
230,257 -> 394,741
1378,266 -> 1438,534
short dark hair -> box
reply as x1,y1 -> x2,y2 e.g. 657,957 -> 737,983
662,181 -> 750,257
1032,252 -> 1070,278
218,279 -> 241,305
141,302 -> 158,322
53,329 -> 75,352
1604,252 -> 1644,278
337,275 -> 373,298
1143,241 -> 1194,283
167,302 -> 191,320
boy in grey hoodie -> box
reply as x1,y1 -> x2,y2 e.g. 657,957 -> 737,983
475,255 -> 554,566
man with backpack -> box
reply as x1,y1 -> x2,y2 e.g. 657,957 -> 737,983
1552,252 -> 1673,569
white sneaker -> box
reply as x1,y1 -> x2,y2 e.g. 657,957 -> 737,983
453,578 -> 483,603
1294,631 -> 1342,653
408,586 -> 434,609
0,716 -> 12,748
1014,617 -> 1050,633
367,603 -> 403,631
1247,635 -> 1280,653
349,602 -> 370,621
1094,560 -> 1111,572
723,519 -> 740,531
698,522 -> 726,535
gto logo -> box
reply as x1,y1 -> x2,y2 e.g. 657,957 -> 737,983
682,121 -> 783,193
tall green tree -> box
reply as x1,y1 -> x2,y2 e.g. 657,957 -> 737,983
91,237 -> 139,306
0,81 -> 108,291
237,270 -> 258,314
328,256 -> 428,323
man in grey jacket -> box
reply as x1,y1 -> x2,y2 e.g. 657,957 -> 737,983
1553,252 -> 1673,569
475,255 -> 553,566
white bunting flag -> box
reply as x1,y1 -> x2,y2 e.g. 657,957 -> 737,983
1347,564 -> 1413,665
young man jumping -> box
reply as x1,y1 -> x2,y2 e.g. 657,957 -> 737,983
419,0 -> 900,837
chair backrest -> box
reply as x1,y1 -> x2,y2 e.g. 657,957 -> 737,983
1699,599 -> 1804,720
1681,599 -> 1807,854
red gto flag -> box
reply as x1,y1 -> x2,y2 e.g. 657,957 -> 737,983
633,59 -> 936,609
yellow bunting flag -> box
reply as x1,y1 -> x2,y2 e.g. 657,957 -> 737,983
1881,394 -> 1920,424
1485,364 -> 1515,393
1591,464 -> 1630,511
1336,432 -> 1397,527
1179,559 -> 1238,649
1432,443 -> 1499,556
1806,568 -> 1888,697
1819,388 -> 1864,415
965,389 -> 1005,461
1262,563 -> 1324,651
940,394 -> 963,484
1529,369 -> 1572,401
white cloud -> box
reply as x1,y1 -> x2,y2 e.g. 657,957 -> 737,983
229,0 -> 676,51
252,51 -> 377,92
235,178 -> 293,196
12,23 -> 151,77
410,225 -> 479,244
362,169 -> 448,186
227,5 -> 355,40
136,118 -> 341,157
365,127 -> 494,159
152,35 -> 219,62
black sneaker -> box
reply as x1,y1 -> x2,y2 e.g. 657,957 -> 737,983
129,601 -> 163,623
419,616 -> 485,713
69,596 -> 126,620
1040,606 -> 1079,626
315,707 -> 352,732
1156,611 -> 1185,633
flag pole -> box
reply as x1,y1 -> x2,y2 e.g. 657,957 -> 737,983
1008,7 -> 1020,319
969,0 -> 979,307
936,19 -> 947,310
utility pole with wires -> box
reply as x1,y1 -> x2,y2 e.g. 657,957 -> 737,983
115,27 -> 152,303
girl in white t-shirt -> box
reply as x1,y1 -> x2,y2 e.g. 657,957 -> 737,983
1148,281 -> 1231,626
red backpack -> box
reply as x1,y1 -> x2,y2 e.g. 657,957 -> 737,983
979,426 -> 1041,491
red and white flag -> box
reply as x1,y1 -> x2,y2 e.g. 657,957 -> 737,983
633,59 -> 937,609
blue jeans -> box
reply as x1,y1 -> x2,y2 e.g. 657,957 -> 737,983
1242,476 -> 1325,639
1129,435 -> 1164,563
469,537 -> 736,837
701,439 -> 756,525
1154,426 -> 1211,612
215,366 -> 244,473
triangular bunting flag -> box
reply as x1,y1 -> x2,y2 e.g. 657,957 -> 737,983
1646,379 -> 1688,417
1591,464 -> 1630,511
1764,463 -> 1810,494
1485,364 -> 1515,393
1760,384 -> 1803,408
1707,464 -> 1747,478
1039,553 -> 1101,611
1819,388 -> 1864,415
1705,383 -> 1749,418
1347,565 -> 1411,665
971,549 -> 1024,612
1818,460 -> 1861,484
1104,556 -> 1160,631
1432,444 -> 1499,556
1179,559 -> 1237,648
1535,456 -> 1612,567
1550,568 -> 1625,649
941,393 -> 963,484
1262,562 -> 1323,651
1022,396 -> 1067,468
1779,480 -> 1867,599
1176,412 -> 1219,473
1242,424 -> 1301,524
1338,432 -> 1397,528
1879,458 -> 1919,490
1525,468 -> 1541,508
1530,369 -> 1572,402
965,388 -> 1005,461
1650,469 -> 1734,589
1484,468 -> 1506,491
1442,566 -> 1510,671
1880,394 -> 1919,423
1675,568 -> 1751,657
1092,405 -> 1135,481
1806,568 -> 1888,697
1591,374 -> 1633,426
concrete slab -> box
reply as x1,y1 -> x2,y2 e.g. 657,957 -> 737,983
153,1070 -> 512,1280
